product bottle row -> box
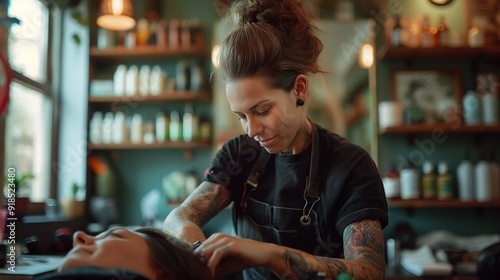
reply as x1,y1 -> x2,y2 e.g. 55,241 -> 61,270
90,60 -> 205,98
383,152 -> 500,202
89,104 -> 210,146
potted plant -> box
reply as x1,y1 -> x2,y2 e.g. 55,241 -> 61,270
3,172 -> 34,218
60,182 -> 85,219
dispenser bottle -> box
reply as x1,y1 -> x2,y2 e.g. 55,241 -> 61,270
169,111 -> 181,142
475,153 -> 492,201
113,65 -> 127,96
101,112 -> 114,144
183,103 -> 194,142
421,161 -> 437,200
139,65 -> 151,96
391,15 -> 404,47
89,111 -> 103,144
125,65 -> 139,96
437,161 -> 454,200
463,90 -> 482,125
482,74 -> 499,125
457,151 -> 475,201
156,111 -> 167,143
112,111 -> 125,144
382,163 -> 400,199
150,65 -> 164,96
130,114 -> 143,144
400,161 -> 420,200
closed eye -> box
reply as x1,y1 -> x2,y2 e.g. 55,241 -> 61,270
104,228 -> 125,238
256,108 -> 270,116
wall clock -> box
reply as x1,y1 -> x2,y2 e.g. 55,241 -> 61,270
429,0 -> 453,6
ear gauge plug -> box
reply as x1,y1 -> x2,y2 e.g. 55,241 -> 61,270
296,99 -> 305,107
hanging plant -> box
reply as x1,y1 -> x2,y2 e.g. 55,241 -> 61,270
40,0 -> 95,45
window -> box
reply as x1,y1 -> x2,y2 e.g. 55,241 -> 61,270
3,0 -> 53,203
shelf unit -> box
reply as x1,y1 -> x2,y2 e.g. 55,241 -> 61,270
377,44 -> 500,210
388,199 -> 500,208
90,45 -> 207,60
85,33 -> 214,215
89,141 -> 211,150
88,91 -> 211,103
378,46 -> 500,61
380,124 -> 500,135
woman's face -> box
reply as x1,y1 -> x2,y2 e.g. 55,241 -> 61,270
226,76 -> 305,154
58,228 -> 157,279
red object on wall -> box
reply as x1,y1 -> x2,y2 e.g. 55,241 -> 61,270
0,53 -> 12,117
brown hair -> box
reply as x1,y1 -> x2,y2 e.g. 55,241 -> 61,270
135,228 -> 212,280
218,0 -> 323,92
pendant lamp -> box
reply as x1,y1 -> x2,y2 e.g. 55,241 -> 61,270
97,0 -> 136,31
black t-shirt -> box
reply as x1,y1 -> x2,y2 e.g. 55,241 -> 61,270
206,124 -> 388,237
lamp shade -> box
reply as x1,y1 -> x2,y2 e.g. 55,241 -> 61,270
97,0 -> 135,31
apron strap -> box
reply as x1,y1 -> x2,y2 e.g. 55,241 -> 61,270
305,124 -> 321,198
300,124 -> 321,226
240,149 -> 271,211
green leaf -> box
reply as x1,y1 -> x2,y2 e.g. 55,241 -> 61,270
72,33 -> 81,45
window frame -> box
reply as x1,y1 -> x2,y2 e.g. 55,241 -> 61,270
1,0 -> 60,214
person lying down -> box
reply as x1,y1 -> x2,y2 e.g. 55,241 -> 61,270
35,227 -> 212,280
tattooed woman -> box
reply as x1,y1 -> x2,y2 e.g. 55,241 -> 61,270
163,0 -> 388,279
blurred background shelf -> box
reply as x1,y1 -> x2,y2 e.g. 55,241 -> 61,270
388,199 -> 500,208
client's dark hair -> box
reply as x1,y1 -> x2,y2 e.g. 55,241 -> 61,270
135,228 -> 212,280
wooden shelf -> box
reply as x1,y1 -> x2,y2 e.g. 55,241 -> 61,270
90,45 -> 207,60
388,199 -> 500,208
380,124 -> 500,135
89,141 -> 211,150
378,46 -> 500,61
88,91 -> 211,103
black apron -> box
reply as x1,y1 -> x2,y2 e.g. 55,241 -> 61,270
233,125 -> 342,280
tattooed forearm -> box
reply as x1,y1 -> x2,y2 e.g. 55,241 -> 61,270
343,220 -> 385,270
178,182 -> 229,227
283,250 -> 317,279
319,258 -> 347,276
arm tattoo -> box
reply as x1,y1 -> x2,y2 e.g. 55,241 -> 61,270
178,183 -> 229,227
343,220 -> 385,269
283,250 -> 317,279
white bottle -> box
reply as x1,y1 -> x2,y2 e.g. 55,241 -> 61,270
130,114 -> 143,144
176,60 -> 189,91
183,104 -> 194,142
463,90 -> 482,125
400,164 -> 420,200
150,65 -> 164,96
156,111 -> 167,143
475,153 -> 492,201
457,152 -> 475,201
482,75 -> 499,125
89,111 -> 103,144
169,111 -> 181,142
111,111 -> 125,144
489,153 -> 500,200
190,60 -> 204,92
113,65 -> 127,96
101,112 -> 114,144
139,65 -> 151,96
125,65 -> 139,96
143,119 -> 155,144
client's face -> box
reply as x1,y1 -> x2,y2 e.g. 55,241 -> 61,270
58,228 -> 157,279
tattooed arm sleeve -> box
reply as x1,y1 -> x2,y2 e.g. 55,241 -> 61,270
163,181 -> 232,244
269,219 -> 385,280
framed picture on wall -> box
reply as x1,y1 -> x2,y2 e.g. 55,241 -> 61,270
390,69 -> 462,125
466,0 -> 500,45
